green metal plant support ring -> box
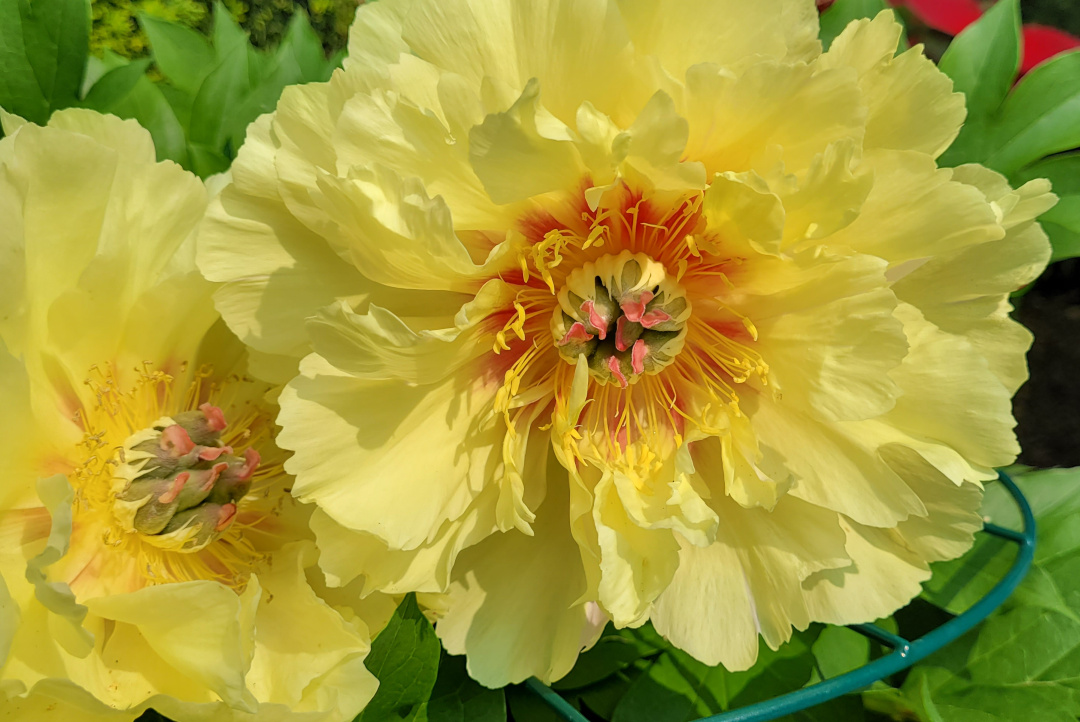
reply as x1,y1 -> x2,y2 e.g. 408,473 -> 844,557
526,470 -> 1036,722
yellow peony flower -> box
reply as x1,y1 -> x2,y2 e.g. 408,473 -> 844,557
199,0 -> 1054,686
0,110 -> 387,720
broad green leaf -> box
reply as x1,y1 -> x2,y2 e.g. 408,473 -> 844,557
1014,152 -> 1080,261
982,51 -> 1080,175
808,625 -> 870,682
277,9 -> 336,83
899,468 -> 1080,721
553,627 -> 657,690
924,469 -> 1080,615
938,0 -> 1020,119
81,49 -> 127,98
611,631 -> 820,722
187,42 -> 250,150
81,58 -> 152,112
505,685 -> 565,722
187,142 -> 231,178
0,0 -> 89,123
211,2 -> 247,59
423,652 -> 505,722
818,0 -> 887,51
104,75 -> 188,166
357,594 -> 441,722
139,14 -> 216,95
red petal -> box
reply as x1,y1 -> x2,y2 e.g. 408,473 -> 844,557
890,0 -> 982,36
1022,24 -> 1080,74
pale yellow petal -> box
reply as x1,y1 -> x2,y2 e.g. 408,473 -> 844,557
85,582 -> 258,712
747,393 -> 926,527
653,493 -> 847,668
592,474 -> 679,627
305,279 -> 511,383
436,472 -> 592,687
820,11 -> 965,157
802,519 -> 929,625
398,0 -> 651,126
616,0 -> 820,82
469,79 -> 586,204
683,60 -> 863,176
823,150 -> 1002,263
746,254 -> 906,423
246,542 -> 377,718
892,167 -> 1053,394
621,91 -> 706,192
279,354 -> 504,549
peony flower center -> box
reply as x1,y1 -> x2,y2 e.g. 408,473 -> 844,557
112,404 -> 260,553
550,250 -> 690,387
66,363 -> 280,592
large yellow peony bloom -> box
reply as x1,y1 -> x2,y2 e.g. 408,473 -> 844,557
199,0 -> 1054,686
0,110 -> 387,720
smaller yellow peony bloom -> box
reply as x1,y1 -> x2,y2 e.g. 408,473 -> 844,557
0,110 -> 388,720
199,0 -> 1054,690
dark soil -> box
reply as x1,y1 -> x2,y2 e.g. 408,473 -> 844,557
1014,259 -> 1080,467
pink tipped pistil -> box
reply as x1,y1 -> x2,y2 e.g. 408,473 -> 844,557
158,472 -> 190,504
631,339 -> 647,375
606,356 -> 628,388
160,425 -> 195,456
199,403 -> 228,432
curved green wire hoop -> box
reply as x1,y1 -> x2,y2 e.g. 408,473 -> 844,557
526,470 -> 1036,722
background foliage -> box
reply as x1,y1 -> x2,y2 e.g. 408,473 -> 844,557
2,0 -> 1080,720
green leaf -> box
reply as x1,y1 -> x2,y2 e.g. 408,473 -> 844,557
981,51 -> 1080,175
900,468 -> 1080,721
357,594 -> 441,722
187,142 -> 231,178
1014,152 -> 1080,261
211,1 -> 247,59
81,58 -> 152,112
0,0 -> 90,123
139,14 -> 215,95
186,41 -> 250,151
505,685 -> 565,722
276,9 -> 336,83
938,0 -> 1020,119
553,627 -> 656,690
611,630 -> 820,722
104,75 -> 188,166
424,652 -> 505,722
808,625 -> 870,682
818,0 -> 887,51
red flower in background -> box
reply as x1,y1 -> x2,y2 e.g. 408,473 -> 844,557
885,0 -> 1080,73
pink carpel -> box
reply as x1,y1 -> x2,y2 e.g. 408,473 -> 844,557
606,356 -> 628,388
639,309 -> 672,328
214,503 -> 238,532
619,291 -> 654,323
236,448 -> 261,481
203,462 -> 229,491
160,425 -> 195,456
581,301 -> 609,340
198,445 -> 233,461
631,339 -> 647,375
158,472 -> 190,504
558,322 -> 595,346
615,316 -> 634,352
199,403 -> 228,431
